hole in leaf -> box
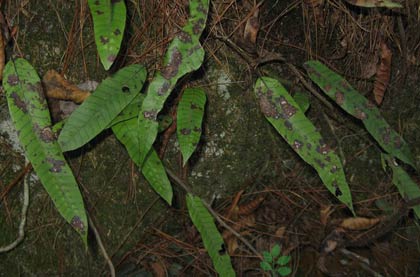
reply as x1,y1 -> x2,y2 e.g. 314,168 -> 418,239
122,86 -> 130,93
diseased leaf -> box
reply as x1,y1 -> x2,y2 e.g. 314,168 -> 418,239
304,60 -> 414,168
383,153 -> 420,218
177,88 -> 206,165
255,77 -> 354,213
3,58 -> 87,243
58,64 -> 146,152
112,117 -> 172,204
137,0 -> 209,165
186,194 -> 236,276
87,0 -> 126,70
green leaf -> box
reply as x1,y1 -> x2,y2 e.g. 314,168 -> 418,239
177,88 -> 206,165
277,266 -> 292,276
87,0 -> 126,70
344,0 -> 402,8
270,244 -> 281,258
3,58 -> 87,244
108,94 -> 145,127
137,0 -> 209,165
293,91 -> 310,113
112,117 -> 173,204
304,60 -> 415,169
276,255 -> 291,266
262,251 -> 273,263
260,261 -> 272,271
255,77 -> 354,213
382,153 -> 420,218
186,194 -> 235,277
58,64 -> 146,152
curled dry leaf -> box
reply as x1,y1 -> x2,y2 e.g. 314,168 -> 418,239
340,216 -> 381,230
42,70 -> 91,103
237,196 -> 265,216
373,41 -> 392,105
320,205 -> 333,226
243,7 -> 259,45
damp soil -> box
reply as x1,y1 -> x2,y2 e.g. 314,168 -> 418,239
1,0 -> 420,276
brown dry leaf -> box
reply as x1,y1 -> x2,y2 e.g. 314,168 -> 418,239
373,41 -> 392,105
237,196 -> 265,216
226,235 -> 238,255
275,226 -> 286,238
320,205 -> 333,226
340,217 -> 381,230
150,261 -> 166,277
360,56 -> 379,79
243,7 -> 259,46
42,70 -> 91,103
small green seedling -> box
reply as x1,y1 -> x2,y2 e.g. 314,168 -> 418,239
260,244 -> 292,276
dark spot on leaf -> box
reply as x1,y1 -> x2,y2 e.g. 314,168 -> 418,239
330,165 -> 338,173
111,0 -> 122,3
190,103 -> 200,110
340,80 -> 351,90
181,128 -> 191,135
325,156 -> 331,162
143,110 -> 157,120
121,86 -> 130,93
332,181 -> 342,196
218,244 -> 226,255
365,101 -> 376,109
10,92 -> 28,112
324,84 -> 332,92
277,96 -> 297,119
94,0 -> 100,5
158,81 -> 170,96
383,128 -> 391,144
335,91 -> 345,105
114,29 -> 121,36
293,140 -> 303,150
100,36 -> 109,44
193,18 -> 205,35
315,159 -> 325,168
187,45 -> 202,56
284,120 -> 293,130
161,48 -> 182,79
193,127 -> 201,133
178,31 -> 192,43
394,136 -> 402,149
71,216 -> 86,233
107,55 -> 116,62
316,144 -> 330,155
259,94 -> 280,119
96,10 -> 104,15
306,143 -> 312,150
7,74 -> 19,86
354,108 -> 367,120
197,3 -> 208,14
39,127 -> 55,143
46,157 -> 65,173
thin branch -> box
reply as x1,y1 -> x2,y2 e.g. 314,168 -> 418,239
0,162 -> 30,253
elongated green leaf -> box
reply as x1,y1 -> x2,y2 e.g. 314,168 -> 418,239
58,64 -> 146,152
293,91 -> 310,113
255,77 -> 354,213
88,0 -> 126,70
186,194 -> 235,276
137,0 -> 209,165
3,58 -> 87,243
382,153 -> 420,218
108,94 -> 145,127
177,88 -> 206,165
345,0 -> 402,8
112,117 -> 172,204
304,60 -> 414,168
